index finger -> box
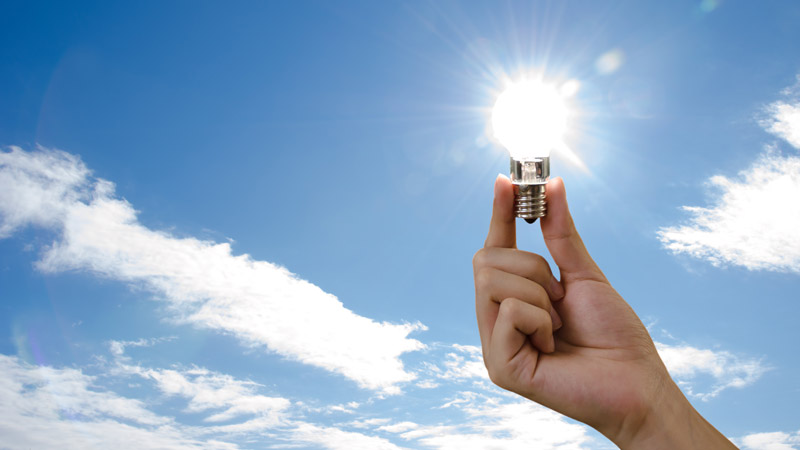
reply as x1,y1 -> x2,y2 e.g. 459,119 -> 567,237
484,174 -> 516,248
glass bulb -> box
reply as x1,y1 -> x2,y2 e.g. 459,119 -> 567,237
492,80 -> 567,160
491,80 -> 569,223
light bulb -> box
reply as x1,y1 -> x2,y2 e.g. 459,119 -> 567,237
492,80 -> 569,223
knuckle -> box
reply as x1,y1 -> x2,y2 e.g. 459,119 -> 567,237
525,284 -> 550,311
485,363 -> 507,389
542,313 -> 554,334
526,252 -> 552,277
472,248 -> 490,270
497,297 -> 523,319
527,251 -> 548,267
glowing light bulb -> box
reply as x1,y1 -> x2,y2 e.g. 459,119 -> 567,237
492,80 -> 569,223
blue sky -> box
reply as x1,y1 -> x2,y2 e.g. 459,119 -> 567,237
1,1 -> 799,448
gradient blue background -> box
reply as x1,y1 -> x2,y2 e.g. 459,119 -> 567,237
2,1 -> 799,448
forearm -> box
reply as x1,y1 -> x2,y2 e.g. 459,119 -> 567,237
614,380 -> 738,450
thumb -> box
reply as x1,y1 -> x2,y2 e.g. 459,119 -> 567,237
540,178 -> 606,283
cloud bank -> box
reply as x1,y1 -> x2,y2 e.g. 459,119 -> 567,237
0,350 -> 415,450
658,76 -> 800,273
0,354 -> 232,450
1,337 -> 771,450
0,146 -> 424,393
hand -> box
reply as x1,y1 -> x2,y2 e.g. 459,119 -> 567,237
473,175 -> 737,449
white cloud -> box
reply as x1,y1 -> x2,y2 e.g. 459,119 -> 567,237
378,421 -> 419,433
439,344 -> 488,381
2,332 -> 763,450
121,361 -> 416,448
0,146 -> 425,393
658,76 -> 800,273
385,391 -> 592,450
656,341 -> 768,400
290,423 -> 408,450
415,380 -> 439,389
325,401 -> 361,414
412,344 -> 488,390
0,146 -> 90,238
1,350 -> 416,449
0,354 -> 237,450
348,417 -> 392,429
108,341 -> 411,446
133,366 -> 290,426
761,76 -> 800,149
108,337 -> 176,358
336,343 -> 599,449
736,430 -> 800,450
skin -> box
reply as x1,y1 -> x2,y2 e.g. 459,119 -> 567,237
473,175 -> 739,449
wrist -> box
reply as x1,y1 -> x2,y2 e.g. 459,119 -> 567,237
613,379 -> 736,450
614,379 -> 692,449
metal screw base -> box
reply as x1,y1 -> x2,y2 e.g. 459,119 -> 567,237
514,184 -> 546,223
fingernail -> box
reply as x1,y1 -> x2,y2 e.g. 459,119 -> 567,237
551,307 -> 563,331
550,277 -> 565,300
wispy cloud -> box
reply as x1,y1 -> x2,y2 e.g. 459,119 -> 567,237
1,330 -> 765,450
133,367 -> 290,426
376,345 -> 596,450
0,349 -> 413,449
735,430 -> 800,450
290,423 -> 408,450
761,75 -> 800,149
656,341 -> 768,400
1,339 -> 597,450
658,76 -> 800,273
410,344 -> 489,391
0,146 -> 425,393
438,344 -> 488,381
107,341 -> 409,447
109,337 -> 177,359
380,391 -> 592,450
0,354 -> 236,450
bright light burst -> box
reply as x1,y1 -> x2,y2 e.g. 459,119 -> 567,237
491,79 -> 573,161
